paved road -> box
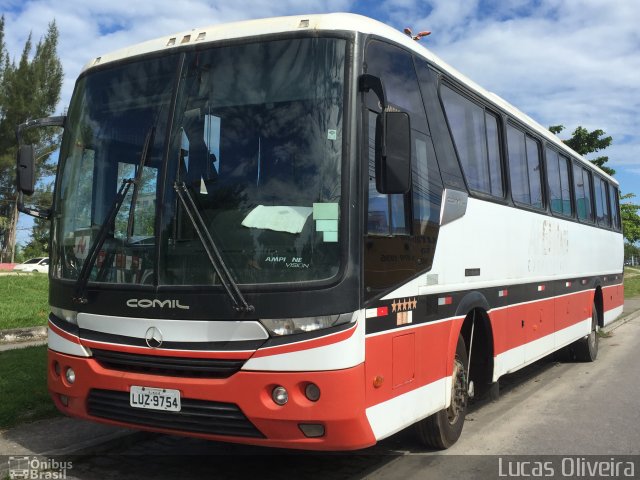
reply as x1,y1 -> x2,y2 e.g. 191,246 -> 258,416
59,314 -> 640,480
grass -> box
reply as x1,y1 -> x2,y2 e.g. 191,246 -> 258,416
0,345 -> 59,430
0,274 -> 49,330
623,271 -> 640,298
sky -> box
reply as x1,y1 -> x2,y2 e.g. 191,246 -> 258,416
2,0 -> 638,245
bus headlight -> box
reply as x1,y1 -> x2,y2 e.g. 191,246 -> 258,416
260,313 -> 354,336
50,306 -> 78,325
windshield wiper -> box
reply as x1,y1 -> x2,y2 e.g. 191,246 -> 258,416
73,122 -> 159,304
173,181 -> 254,313
73,178 -> 134,304
126,125 -> 156,242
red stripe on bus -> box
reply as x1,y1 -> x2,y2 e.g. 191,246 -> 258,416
48,320 -> 82,344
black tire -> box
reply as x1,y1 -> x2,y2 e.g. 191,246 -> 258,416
415,335 -> 468,449
573,301 -> 599,362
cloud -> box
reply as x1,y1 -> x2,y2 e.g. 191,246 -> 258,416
385,0 -> 639,173
2,0 -> 638,189
2,0 -> 356,115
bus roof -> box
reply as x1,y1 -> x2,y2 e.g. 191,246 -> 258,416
81,13 -> 616,185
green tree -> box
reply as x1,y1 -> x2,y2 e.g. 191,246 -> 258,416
624,240 -> 639,262
0,16 -> 63,262
21,188 -> 52,258
549,125 -> 614,176
620,193 -> 640,245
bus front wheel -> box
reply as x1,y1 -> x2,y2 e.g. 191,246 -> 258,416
415,334 -> 468,449
573,302 -> 599,362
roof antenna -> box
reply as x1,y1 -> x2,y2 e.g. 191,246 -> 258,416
404,27 -> 431,41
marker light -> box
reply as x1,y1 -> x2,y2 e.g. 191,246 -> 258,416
65,367 -> 76,384
272,386 -> 288,406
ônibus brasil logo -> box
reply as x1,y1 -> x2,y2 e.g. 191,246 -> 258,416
126,298 -> 190,310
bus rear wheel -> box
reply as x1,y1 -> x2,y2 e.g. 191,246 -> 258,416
415,335 -> 468,449
573,302 -> 599,362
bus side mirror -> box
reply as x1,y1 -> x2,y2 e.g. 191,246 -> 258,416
16,144 -> 36,196
375,111 -> 412,194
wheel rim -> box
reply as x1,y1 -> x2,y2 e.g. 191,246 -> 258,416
447,356 -> 467,424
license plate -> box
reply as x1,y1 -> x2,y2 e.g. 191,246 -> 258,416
130,386 -> 181,412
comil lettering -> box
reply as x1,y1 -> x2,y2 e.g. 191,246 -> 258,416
126,299 -> 190,309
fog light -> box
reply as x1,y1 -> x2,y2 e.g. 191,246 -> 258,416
65,367 -> 76,384
299,423 -> 325,438
304,383 -> 321,402
272,386 -> 288,406
59,394 -> 69,407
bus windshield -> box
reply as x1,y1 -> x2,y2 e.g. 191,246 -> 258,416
52,37 -> 346,287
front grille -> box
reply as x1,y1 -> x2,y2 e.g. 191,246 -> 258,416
87,389 -> 264,438
92,349 -> 245,378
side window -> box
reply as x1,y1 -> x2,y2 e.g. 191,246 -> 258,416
545,148 -> 572,216
573,164 -> 593,222
364,40 -> 430,236
609,184 -> 620,230
363,41 -> 443,297
558,154 -> 572,216
367,112 -> 409,235
507,125 -> 543,208
440,85 -> 503,197
364,41 -> 427,131
594,176 -> 610,226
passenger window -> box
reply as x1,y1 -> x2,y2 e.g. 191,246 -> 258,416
546,148 -> 572,216
609,184 -> 620,230
440,85 -> 503,197
594,176 -> 610,226
507,125 -> 543,209
573,165 -> 593,222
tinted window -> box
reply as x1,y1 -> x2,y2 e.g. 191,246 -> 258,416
441,86 -> 503,197
507,125 -> 529,204
363,42 -> 443,297
507,125 -> 543,208
546,148 -> 572,216
594,176 -> 610,226
365,40 -> 427,132
525,136 -> 543,208
486,112 -> 503,196
573,164 -> 593,221
609,184 -> 620,230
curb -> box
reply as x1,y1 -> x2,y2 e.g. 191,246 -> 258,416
603,306 -> 640,334
0,326 -> 47,344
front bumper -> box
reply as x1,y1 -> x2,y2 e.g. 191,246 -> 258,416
48,349 -> 376,451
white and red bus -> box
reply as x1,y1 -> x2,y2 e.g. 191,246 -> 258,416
16,13 -> 623,450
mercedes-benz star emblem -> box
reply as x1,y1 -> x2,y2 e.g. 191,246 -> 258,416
144,326 -> 163,349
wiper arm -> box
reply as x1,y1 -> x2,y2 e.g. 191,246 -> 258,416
73,178 -> 134,304
173,181 -> 254,313
126,125 -> 156,242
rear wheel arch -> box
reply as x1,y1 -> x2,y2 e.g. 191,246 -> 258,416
593,285 -> 604,328
458,307 -> 495,400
